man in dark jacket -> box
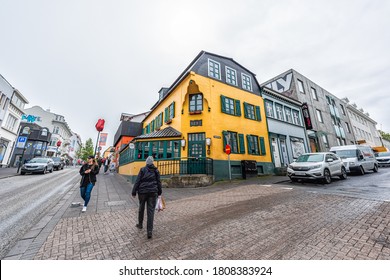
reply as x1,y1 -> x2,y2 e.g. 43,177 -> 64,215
132,156 -> 162,239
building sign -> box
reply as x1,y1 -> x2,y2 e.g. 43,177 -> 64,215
263,72 -> 293,94
190,120 -> 202,127
301,103 -> 313,130
99,133 -> 108,146
16,136 -> 28,148
22,115 -> 41,123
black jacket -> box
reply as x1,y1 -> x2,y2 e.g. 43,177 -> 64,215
79,163 -> 99,187
132,164 -> 162,196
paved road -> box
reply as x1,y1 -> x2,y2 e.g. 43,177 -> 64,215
4,168 -> 390,260
281,167 -> 390,202
0,168 -> 79,259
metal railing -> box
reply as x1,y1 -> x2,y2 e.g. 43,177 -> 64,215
157,157 -> 213,176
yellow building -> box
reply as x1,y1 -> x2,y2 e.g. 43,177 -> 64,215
119,51 -> 273,182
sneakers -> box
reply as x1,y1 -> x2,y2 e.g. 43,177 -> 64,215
147,232 -> 152,239
136,224 -> 143,229
82,206 -> 87,212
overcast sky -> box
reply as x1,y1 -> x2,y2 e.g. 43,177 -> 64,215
1,0 -> 389,149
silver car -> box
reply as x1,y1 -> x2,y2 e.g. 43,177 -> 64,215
375,151 -> 390,167
21,157 -> 54,175
287,152 -> 347,184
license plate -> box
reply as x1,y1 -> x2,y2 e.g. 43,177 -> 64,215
295,171 -> 306,176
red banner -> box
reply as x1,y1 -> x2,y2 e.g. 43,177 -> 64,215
99,133 -> 108,146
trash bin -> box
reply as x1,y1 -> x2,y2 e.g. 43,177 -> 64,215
241,160 -> 257,179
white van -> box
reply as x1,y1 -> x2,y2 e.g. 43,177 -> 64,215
330,145 -> 378,175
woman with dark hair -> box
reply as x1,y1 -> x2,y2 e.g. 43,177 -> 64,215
79,155 -> 99,212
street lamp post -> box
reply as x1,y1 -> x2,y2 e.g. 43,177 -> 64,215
94,119 -> 105,157
56,140 -> 62,156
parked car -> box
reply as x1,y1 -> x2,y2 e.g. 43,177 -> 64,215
52,157 -> 65,170
374,151 -> 390,167
21,157 -> 54,175
287,152 -> 347,184
330,145 -> 378,174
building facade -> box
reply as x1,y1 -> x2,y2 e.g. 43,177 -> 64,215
341,98 -> 382,147
261,87 -> 310,167
119,51 -> 273,182
23,106 -> 74,158
0,75 -> 29,166
262,69 -> 355,152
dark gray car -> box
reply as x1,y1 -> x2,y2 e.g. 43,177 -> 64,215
52,157 -> 65,170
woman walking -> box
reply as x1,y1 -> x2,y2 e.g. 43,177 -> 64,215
79,155 -> 99,212
132,156 -> 162,239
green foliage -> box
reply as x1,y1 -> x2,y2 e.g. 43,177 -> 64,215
81,138 -> 94,161
379,130 -> 390,142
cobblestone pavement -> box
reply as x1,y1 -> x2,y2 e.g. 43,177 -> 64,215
13,172 -> 388,260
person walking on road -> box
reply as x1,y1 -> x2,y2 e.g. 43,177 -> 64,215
79,155 -> 99,212
132,156 -> 162,239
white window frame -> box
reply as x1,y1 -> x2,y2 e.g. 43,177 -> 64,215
316,109 -> 323,123
297,79 -> 305,93
241,73 -> 253,92
225,66 -> 237,86
208,58 -> 221,80
4,114 -> 18,131
310,87 -> 318,100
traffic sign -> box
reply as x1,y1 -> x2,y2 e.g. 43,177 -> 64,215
225,144 -> 231,155
16,136 -> 28,148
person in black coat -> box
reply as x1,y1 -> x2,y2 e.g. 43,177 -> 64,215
132,156 -> 162,239
79,155 -> 99,212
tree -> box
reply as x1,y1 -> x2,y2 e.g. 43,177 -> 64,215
379,130 -> 390,142
81,138 -> 94,161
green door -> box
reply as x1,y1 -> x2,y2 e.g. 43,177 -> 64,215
188,133 -> 206,174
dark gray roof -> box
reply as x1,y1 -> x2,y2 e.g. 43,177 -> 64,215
135,126 -> 181,140
113,121 -> 143,146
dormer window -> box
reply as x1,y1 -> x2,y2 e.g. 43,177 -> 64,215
226,66 -> 237,86
241,73 -> 252,91
208,59 -> 221,80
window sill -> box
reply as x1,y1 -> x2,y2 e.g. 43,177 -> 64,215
189,111 -> 202,115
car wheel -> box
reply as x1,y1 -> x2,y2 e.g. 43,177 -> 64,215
339,167 -> 347,180
373,164 -> 378,173
359,166 -> 365,175
21,172 -> 25,175
323,169 -> 331,184
290,177 -> 298,182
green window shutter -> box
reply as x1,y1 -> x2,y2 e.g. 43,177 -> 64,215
260,137 -> 266,155
164,107 -> 168,122
255,106 -> 262,121
243,103 -> 249,118
221,95 -> 226,113
159,112 -> 163,126
238,134 -> 245,154
222,130 -> 228,151
172,101 -> 175,118
235,100 -> 241,116
246,135 -> 252,154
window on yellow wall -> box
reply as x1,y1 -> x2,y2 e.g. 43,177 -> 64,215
189,94 -> 203,112
221,95 -> 241,116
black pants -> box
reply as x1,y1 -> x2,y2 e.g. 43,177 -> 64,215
138,193 -> 158,233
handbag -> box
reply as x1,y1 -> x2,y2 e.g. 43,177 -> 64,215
155,196 -> 166,212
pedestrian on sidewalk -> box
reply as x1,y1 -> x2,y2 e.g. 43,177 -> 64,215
132,156 -> 162,239
103,156 -> 110,174
79,155 -> 100,212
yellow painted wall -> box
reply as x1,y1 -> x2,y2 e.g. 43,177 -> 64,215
140,72 -> 272,162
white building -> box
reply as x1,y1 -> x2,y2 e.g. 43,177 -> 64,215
341,98 -> 382,147
0,75 -> 29,166
23,106 -> 74,158
69,132 -> 82,161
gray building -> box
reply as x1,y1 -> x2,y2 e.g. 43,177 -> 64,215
262,69 -> 355,152
262,87 -> 310,167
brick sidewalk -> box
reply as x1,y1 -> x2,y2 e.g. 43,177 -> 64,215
6,172 -> 390,260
